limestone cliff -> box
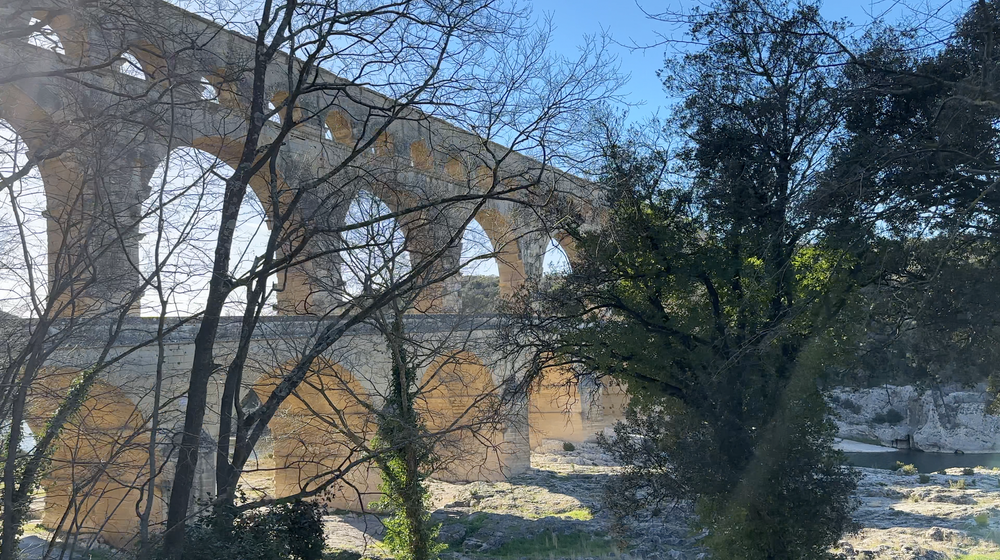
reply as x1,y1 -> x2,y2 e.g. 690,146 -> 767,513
828,385 -> 1000,452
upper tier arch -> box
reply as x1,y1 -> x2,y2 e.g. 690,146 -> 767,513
0,0 -> 602,315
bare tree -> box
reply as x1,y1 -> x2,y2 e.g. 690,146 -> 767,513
0,0 -> 617,557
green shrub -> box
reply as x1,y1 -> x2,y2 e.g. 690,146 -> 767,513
963,467 -> 976,476
872,408 -> 905,424
562,442 -> 576,452
950,479 -> 968,490
895,462 -> 918,475
169,500 -> 326,560
918,474 -> 931,484
975,513 -> 989,527
828,395 -> 862,414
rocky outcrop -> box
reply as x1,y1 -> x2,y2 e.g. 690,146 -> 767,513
828,385 -> 1000,452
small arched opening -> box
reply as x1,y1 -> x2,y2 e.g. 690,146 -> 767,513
265,101 -> 282,124
325,110 -> 353,146
25,17 -> 65,54
543,237 -> 572,275
199,77 -> 219,103
114,51 -> 146,80
409,140 -> 433,170
459,217 -> 500,313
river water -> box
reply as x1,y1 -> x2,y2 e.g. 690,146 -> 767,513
846,450 -> 1000,472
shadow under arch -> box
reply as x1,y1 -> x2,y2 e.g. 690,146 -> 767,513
253,358 -> 381,511
527,363 -> 586,450
418,351 -> 507,483
25,371 -> 153,548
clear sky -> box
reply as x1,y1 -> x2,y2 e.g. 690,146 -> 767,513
530,0 -> 968,124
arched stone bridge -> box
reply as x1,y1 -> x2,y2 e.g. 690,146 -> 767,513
0,0 -> 623,548
0,0 -> 601,314
18,314 -> 624,547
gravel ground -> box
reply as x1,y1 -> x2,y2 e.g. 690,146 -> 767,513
325,445 -> 1000,560
21,442 -> 1000,559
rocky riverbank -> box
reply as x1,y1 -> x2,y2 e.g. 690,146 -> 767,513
22,439 -> 1000,559
841,465 -> 1000,559
829,385 -> 1000,453
324,440 -> 705,560
324,442 -> 1000,560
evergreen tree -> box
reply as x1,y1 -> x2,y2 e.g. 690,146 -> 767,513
821,0 -> 1000,393
516,1 -> 868,556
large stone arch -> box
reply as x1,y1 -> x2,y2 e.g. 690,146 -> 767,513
527,364 -> 585,449
182,133 -> 335,316
418,351 -> 505,482
474,208 -> 526,298
0,84 -> 104,314
253,358 -> 380,511
25,371 -> 153,548
18,9 -> 88,59
138,142 -> 281,316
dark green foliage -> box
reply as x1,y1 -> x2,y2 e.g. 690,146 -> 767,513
695,379 -> 860,559
872,409 -> 905,424
517,0 -> 863,557
818,0 -> 1000,392
1,368 -> 100,555
562,442 -> 575,452
171,500 -> 325,560
820,242 -> 1000,388
964,467 -> 976,476
919,474 -> 931,484
828,1 -> 1000,240
460,275 -> 500,313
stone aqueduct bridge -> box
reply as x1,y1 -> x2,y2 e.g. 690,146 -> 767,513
24,314 -> 623,547
0,0 -> 623,548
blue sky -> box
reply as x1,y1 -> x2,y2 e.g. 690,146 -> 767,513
531,0 -> 968,124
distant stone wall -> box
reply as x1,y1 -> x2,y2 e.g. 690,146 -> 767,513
828,385 -> 1000,452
